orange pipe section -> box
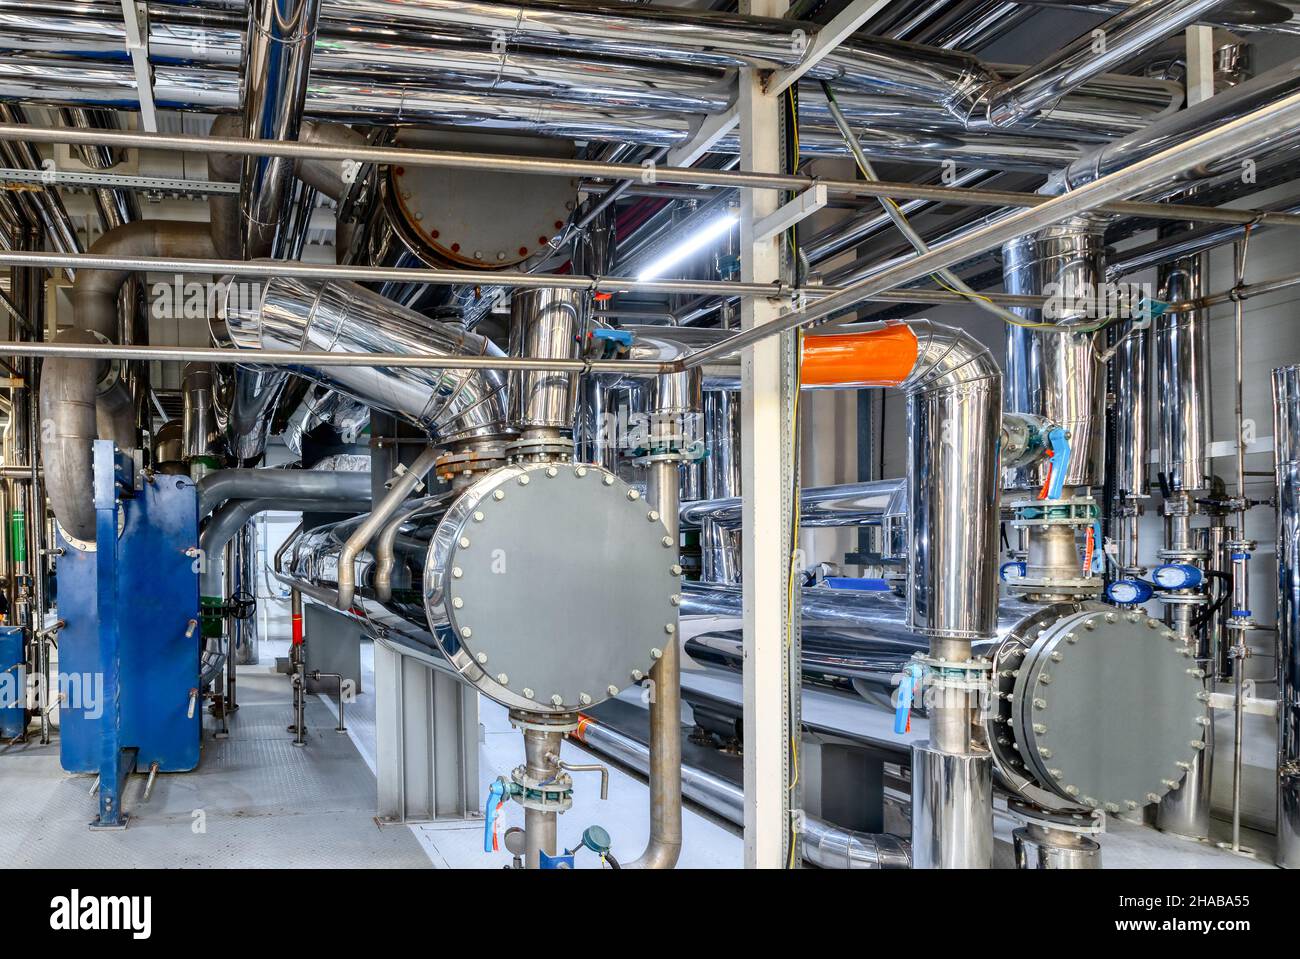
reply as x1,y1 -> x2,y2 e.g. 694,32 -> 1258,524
801,324 -> 919,389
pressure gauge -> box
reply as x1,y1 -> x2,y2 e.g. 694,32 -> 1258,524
1106,579 -> 1154,605
1151,563 -> 1203,591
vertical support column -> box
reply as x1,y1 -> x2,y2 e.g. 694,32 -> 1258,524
739,0 -> 797,870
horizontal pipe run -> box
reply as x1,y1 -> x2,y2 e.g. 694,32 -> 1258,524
0,339 -> 673,374
0,123 -> 1294,230
681,86 -> 1300,367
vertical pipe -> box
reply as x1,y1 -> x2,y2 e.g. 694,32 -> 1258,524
628,457 -> 683,869
522,724 -> 565,868
239,0 -> 322,260
1272,364 -> 1300,868
1002,218 -> 1109,492
903,322 -> 1000,870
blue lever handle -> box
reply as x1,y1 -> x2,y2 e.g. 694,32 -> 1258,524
484,779 -> 507,852
894,664 -> 923,735
1046,427 -> 1071,501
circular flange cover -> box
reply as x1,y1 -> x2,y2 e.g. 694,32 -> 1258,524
424,462 -> 680,714
1010,608 -> 1206,814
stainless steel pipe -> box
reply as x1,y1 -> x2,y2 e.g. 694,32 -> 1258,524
1273,364 -> 1300,868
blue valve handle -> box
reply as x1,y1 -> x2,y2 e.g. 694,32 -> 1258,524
1090,518 -> 1104,574
1046,427 -> 1071,501
484,779 -> 507,853
894,663 -> 924,735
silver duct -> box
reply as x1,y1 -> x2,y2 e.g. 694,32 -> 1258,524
900,321 -> 1002,645
1154,240 -> 1213,493
213,276 -> 511,444
39,220 -> 216,542
181,362 -> 221,463
1002,216 -> 1109,492
1273,364 -> 1300,869
1059,56 -> 1300,191
239,0 -> 321,260
507,289 -> 591,437
983,0 -> 1231,127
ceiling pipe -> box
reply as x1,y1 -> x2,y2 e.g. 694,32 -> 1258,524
983,0 -> 1235,127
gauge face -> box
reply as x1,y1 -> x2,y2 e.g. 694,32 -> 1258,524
1154,564 -> 1197,589
1109,581 -> 1141,603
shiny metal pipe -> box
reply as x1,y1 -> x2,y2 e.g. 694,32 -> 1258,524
1273,364 -> 1300,868
1155,233 -> 1212,493
181,362 -> 219,461
335,446 -> 438,611
508,289 -> 590,435
682,478 -> 906,533
373,494 -> 447,602
521,721 -> 565,868
627,457 -> 683,870
0,337 -> 674,374
983,0 -> 1229,127
56,107 -> 138,234
1002,217 -> 1109,491
910,743 -> 994,868
238,0 -> 320,259
683,82 -> 1300,367
215,276 -> 512,444
1061,56 -> 1300,189
902,322 -> 1001,643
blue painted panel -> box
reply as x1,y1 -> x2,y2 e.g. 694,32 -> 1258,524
58,470 -> 202,774
0,625 -> 23,739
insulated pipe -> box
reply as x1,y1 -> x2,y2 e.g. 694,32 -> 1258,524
39,220 -> 217,542
239,0 -> 321,260
197,467 -> 372,517
214,276 -> 511,444
794,321 -> 1000,870
983,0 -> 1231,127
335,446 -> 439,611
1001,217 -> 1109,492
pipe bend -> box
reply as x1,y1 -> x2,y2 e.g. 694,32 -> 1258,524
901,319 -> 1002,396
38,331 -> 100,543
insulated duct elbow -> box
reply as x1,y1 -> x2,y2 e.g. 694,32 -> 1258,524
40,220 -> 218,541
801,322 -> 1002,645
215,276 -> 511,445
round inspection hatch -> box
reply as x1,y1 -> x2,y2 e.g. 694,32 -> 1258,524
424,463 -> 680,714
1009,609 -> 1206,814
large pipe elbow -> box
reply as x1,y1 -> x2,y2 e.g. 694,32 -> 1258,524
39,331 -> 100,543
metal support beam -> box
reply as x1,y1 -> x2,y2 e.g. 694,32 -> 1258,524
753,184 -> 829,244
668,106 -> 740,168
1,123 -> 1296,230
765,0 -> 894,96
740,0 -> 797,870
119,0 -> 157,133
